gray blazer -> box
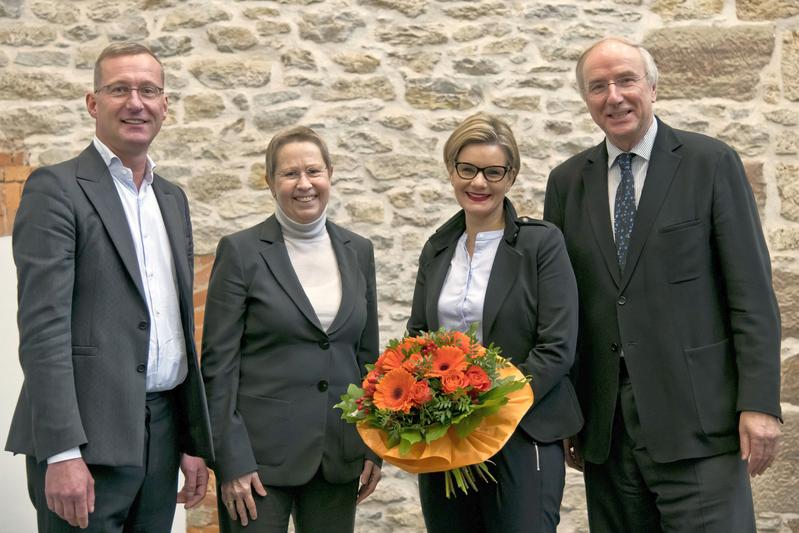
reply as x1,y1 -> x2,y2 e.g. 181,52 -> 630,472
5,144 -> 213,466
201,216 -> 379,486
544,119 -> 781,464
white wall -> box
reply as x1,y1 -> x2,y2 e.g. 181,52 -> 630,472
0,236 -> 186,532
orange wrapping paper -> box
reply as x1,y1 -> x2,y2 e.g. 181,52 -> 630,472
357,364 -> 534,474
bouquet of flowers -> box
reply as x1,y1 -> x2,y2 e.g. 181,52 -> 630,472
335,325 -> 533,497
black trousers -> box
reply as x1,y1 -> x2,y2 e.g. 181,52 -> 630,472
584,361 -> 755,533
218,467 -> 359,533
419,429 -> 565,533
27,392 -> 180,533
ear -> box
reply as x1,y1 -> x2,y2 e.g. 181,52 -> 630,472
162,93 -> 169,120
650,83 -> 657,103
327,166 -> 334,181
86,91 -> 97,118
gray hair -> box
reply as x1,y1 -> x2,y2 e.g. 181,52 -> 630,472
575,37 -> 659,98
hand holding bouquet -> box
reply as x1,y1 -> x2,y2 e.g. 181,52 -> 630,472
335,326 -> 533,497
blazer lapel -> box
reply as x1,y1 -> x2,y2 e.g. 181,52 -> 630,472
620,120 -> 682,290
326,223 -> 357,335
75,145 -> 146,301
258,217 -> 323,332
152,178 -> 191,303
582,143 -> 622,287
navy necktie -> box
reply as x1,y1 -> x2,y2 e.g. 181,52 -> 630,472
614,152 -> 636,272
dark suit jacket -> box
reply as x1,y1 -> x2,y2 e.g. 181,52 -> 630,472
544,118 -> 781,464
201,216 -> 379,486
5,144 -> 213,465
407,199 -> 583,443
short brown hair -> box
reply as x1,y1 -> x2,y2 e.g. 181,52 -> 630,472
264,126 -> 333,187
94,42 -> 164,90
443,113 -> 520,185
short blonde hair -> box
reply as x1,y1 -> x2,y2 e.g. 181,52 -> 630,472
443,113 -> 520,184
94,42 -> 163,90
575,37 -> 659,97
264,126 -> 332,187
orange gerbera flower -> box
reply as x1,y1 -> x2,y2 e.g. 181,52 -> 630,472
428,346 -> 468,377
450,331 -> 472,353
377,348 -> 405,372
373,368 -> 416,413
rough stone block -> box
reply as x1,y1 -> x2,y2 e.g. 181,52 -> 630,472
783,31 -> 799,102
31,1 -> 79,24
314,76 -> 395,102
298,11 -> 364,43
644,25 -> 774,101
0,24 -> 56,46
189,59 -> 270,89
773,262 -> 799,338
743,161 -> 766,215
333,52 -> 380,74
163,6 -> 230,31
183,93 -> 225,121
405,77 -> 481,110
651,0 -> 723,20
253,106 -> 309,132
346,199 -> 385,223
376,24 -> 447,46
776,164 -> 799,223
358,0 -> 427,17
782,354 -> 799,405
738,0 -> 799,20
207,26 -> 257,52
444,2 -> 510,19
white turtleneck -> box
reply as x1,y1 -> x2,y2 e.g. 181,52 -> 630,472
275,203 -> 342,331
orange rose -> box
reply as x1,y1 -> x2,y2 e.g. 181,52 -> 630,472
472,345 -> 487,358
402,352 -> 424,373
466,365 -> 491,392
441,371 -> 469,394
429,346 -> 468,378
373,368 -> 416,413
411,380 -> 433,405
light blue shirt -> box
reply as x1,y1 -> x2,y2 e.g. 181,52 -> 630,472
606,118 -> 658,235
49,138 -> 189,464
437,230 -> 504,343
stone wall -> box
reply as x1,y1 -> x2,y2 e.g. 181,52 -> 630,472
1,0 -> 797,531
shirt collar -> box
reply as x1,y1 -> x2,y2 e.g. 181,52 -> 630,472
92,136 -> 156,188
606,117 -> 658,169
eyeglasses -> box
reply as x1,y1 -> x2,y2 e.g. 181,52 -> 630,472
276,166 -> 328,180
454,162 -> 510,182
586,75 -> 646,96
95,84 -> 165,100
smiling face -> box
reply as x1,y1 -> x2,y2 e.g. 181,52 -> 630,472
581,40 -> 656,151
271,141 -> 331,224
86,53 -> 167,165
450,143 -> 511,229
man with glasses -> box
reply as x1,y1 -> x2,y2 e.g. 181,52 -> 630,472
6,42 -> 213,531
544,37 -> 781,532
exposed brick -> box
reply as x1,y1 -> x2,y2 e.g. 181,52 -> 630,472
2,165 -> 33,183
0,151 -> 28,166
0,181 -> 23,236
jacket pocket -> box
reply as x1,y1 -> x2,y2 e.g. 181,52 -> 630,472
684,339 -> 737,437
237,394 -> 290,467
658,219 -> 704,283
72,346 -> 98,356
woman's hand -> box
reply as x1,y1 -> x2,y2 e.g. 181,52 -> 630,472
356,460 -> 381,504
221,472 -> 268,526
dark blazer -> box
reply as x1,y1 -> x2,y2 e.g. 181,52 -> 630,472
201,215 -> 379,486
5,144 -> 213,465
407,199 -> 583,443
544,118 -> 781,464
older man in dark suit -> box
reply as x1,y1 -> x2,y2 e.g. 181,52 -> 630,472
5,42 -> 213,531
544,37 -> 781,532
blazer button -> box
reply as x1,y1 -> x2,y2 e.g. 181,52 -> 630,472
138,321 -> 149,330
136,364 -> 146,373
317,380 -> 329,392
318,339 -> 331,350
617,296 -> 627,305
610,343 -> 619,352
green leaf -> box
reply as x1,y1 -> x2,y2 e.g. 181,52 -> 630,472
454,412 -> 487,438
400,430 -> 422,445
346,384 -> 365,398
424,423 -> 449,443
399,438 -> 412,456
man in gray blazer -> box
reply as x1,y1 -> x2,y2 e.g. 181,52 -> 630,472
5,42 -> 213,531
544,37 -> 781,532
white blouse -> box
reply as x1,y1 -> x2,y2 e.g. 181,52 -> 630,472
437,230 -> 504,343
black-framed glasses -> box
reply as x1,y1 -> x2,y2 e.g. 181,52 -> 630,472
95,84 -> 165,100
586,74 -> 646,96
454,162 -> 510,182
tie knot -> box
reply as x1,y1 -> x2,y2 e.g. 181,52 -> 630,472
616,152 -> 634,170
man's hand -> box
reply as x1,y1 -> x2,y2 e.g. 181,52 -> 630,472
563,437 -> 584,472
45,458 -> 95,529
221,472 -> 267,527
356,460 -> 381,504
739,411 -> 781,477
177,454 -> 209,509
